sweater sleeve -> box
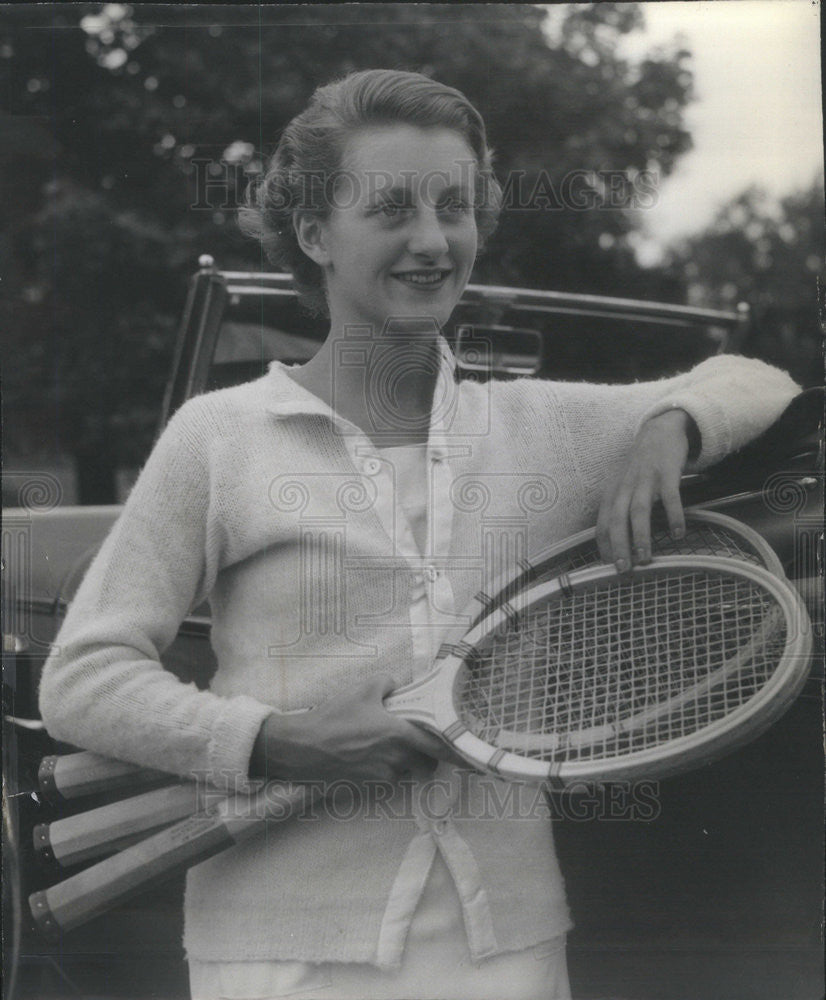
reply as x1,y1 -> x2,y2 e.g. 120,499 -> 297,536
545,354 -> 801,507
38,402 -> 274,792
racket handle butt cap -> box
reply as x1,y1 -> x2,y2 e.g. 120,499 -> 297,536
29,891 -> 61,942
32,823 -> 56,867
37,756 -> 59,799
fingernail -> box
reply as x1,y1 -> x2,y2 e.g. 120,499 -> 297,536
634,546 -> 648,563
616,558 -> 629,573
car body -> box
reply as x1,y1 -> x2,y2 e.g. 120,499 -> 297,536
3,258 -> 823,999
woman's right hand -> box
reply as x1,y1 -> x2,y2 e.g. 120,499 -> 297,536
249,674 -> 454,785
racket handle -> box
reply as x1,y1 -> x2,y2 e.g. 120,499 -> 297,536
38,751 -> 170,803
29,781 -> 318,938
34,782 -> 225,869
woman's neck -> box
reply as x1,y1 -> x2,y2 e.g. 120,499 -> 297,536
285,325 -> 444,447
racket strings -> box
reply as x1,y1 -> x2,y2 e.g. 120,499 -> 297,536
458,571 -> 787,762
649,523 -> 768,563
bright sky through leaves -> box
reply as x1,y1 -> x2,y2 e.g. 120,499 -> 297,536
545,1 -> 823,263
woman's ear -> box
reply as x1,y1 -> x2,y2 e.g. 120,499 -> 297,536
294,213 -> 330,267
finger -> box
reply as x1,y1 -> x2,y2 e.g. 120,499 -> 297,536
629,486 -> 655,564
394,720 -> 450,762
401,751 -> 440,781
660,481 -> 686,540
434,744 -> 470,768
361,674 -> 397,701
606,490 -> 633,573
595,509 -> 614,565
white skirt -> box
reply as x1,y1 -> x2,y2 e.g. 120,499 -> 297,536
189,851 -> 571,1000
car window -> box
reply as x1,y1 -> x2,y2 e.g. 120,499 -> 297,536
205,291 -> 328,392
203,282 -> 731,396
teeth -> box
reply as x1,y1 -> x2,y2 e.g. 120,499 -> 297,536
396,271 -> 447,285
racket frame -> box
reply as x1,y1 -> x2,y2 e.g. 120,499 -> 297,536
389,555 -> 812,785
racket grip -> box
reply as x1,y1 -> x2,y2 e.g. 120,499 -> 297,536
34,782 -> 224,869
28,782 -> 317,938
38,751 -> 170,803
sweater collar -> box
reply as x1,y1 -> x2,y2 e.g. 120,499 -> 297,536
264,336 -> 460,442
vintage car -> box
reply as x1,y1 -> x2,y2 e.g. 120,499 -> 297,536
3,257 -> 823,999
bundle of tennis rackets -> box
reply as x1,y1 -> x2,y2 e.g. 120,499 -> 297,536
28,510 -> 813,937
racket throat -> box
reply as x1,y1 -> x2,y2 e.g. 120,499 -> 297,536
383,668 -> 459,736
383,676 -> 439,728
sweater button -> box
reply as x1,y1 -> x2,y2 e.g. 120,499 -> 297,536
432,819 -> 448,836
362,458 -> 381,476
424,565 -> 439,583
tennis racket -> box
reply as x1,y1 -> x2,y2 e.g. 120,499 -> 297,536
38,507 -> 788,802
37,751 -> 170,803
29,553 -> 812,937
34,782 -> 229,869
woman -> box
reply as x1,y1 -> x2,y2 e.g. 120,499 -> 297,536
39,70 -> 800,999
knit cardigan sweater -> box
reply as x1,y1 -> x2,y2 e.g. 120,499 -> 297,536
39,348 -> 799,966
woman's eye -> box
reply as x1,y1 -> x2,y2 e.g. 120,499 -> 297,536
440,198 -> 471,216
377,202 -> 408,218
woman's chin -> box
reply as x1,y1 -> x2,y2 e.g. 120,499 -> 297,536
380,314 -> 446,338
386,294 -> 460,330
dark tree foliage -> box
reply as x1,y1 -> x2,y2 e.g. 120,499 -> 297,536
666,181 -> 825,388
2,3 -> 697,501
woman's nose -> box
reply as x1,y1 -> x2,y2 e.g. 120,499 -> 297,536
407,208 -> 449,258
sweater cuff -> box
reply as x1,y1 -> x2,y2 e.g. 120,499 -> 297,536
206,695 -> 275,794
637,393 -> 731,471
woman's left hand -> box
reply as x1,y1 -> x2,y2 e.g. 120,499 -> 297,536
596,408 -> 698,572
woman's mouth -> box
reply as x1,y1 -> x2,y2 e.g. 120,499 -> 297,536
391,269 -> 452,289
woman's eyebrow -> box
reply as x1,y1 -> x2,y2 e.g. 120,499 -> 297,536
367,184 -> 413,204
370,181 -> 470,201
437,182 -> 473,200
365,179 -> 472,206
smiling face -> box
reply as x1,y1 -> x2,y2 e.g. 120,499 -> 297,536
297,125 -> 479,334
